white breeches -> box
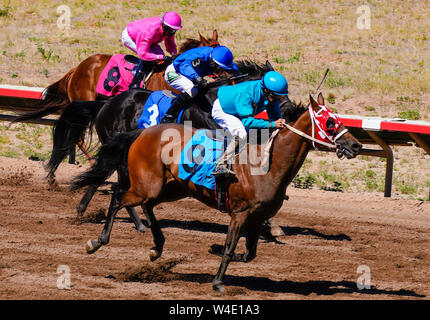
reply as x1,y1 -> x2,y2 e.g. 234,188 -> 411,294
121,28 -> 137,53
164,64 -> 198,97
211,99 -> 247,140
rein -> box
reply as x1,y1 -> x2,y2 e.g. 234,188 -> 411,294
282,106 -> 348,150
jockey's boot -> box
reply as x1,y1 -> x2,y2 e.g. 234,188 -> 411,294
129,60 -> 153,89
212,135 -> 242,178
160,92 -> 192,123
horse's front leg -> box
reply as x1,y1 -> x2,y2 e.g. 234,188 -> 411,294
212,212 -> 247,292
77,137 -> 96,166
141,204 -> 165,261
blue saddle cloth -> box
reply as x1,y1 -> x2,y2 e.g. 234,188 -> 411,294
137,90 -> 177,129
178,130 -> 226,190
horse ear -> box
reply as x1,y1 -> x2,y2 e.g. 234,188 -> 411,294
265,60 -> 274,71
317,92 -> 325,106
309,94 -> 320,109
212,29 -> 218,42
199,32 -> 209,46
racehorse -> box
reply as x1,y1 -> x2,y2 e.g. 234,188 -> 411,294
46,60 -> 278,219
13,30 -> 220,162
70,93 -> 362,292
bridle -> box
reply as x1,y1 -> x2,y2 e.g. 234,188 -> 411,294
281,103 -> 349,153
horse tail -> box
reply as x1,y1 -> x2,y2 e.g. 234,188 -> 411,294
45,100 -> 106,178
12,68 -> 75,123
70,130 -> 142,191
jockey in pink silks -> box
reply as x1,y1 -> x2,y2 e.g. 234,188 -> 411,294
121,11 -> 183,89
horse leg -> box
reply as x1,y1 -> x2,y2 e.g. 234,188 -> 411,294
141,204 -> 165,261
212,212 -> 247,292
86,190 -> 121,254
77,184 -> 98,216
268,218 -> 285,237
126,207 -> 146,233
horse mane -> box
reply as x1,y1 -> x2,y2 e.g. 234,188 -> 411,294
178,38 -> 202,53
280,99 -> 308,123
235,60 -> 273,80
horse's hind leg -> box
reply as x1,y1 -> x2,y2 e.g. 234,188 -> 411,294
77,184 -> 98,216
141,204 -> 165,262
86,189 -> 123,254
126,207 -> 146,233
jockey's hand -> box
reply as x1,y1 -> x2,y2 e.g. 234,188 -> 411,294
274,118 -> 287,129
204,76 -> 216,84
163,56 -> 173,64
196,77 -> 208,89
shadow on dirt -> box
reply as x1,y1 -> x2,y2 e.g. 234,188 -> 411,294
160,272 -> 425,298
158,219 -> 351,243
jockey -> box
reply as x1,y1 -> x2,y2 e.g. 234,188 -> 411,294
160,45 -> 239,123
122,11 -> 183,89
212,71 -> 289,176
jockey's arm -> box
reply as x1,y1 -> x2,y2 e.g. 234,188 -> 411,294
177,62 -> 200,83
164,35 -> 178,56
266,100 -> 282,121
136,35 -> 164,61
236,100 -> 275,129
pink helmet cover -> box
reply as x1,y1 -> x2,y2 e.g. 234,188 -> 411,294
162,11 -> 182,30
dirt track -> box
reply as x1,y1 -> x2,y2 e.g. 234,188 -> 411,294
0,156 -> 429,300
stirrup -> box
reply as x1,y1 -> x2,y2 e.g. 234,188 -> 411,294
212,165 -> 236,178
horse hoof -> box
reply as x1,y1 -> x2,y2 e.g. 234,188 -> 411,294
270,226 -> 285,237
136,225 -> 147,234
76,205 -> 86,216
212,280 -> 225,293
149,249 -> 161,262
86,239 -> 101,254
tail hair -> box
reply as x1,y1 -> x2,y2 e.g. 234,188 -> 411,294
70,129 -> 142,191
45,100 -> 106,177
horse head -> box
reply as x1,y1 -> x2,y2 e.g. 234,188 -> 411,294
199,29 -> 219,47
309,93 -> 362,159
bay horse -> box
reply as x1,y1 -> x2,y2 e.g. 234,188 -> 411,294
70,93 -> 362,292
47,60 -> 277,218
13,30 -> 220,162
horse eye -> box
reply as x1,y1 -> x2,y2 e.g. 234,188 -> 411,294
326,117 -> 336,129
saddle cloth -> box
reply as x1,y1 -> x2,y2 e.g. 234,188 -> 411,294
137,90 -> 177,129
178,130 -> 226,190
96,54 -> 140,97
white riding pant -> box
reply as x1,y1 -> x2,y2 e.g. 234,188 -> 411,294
211,99 -> 247,140
164,63 -> 198,97
121,28 -> 137,53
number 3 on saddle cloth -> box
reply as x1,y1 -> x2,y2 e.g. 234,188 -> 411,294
137,90 -> 180,128
96,54 -> 142,97
178,130 -> 234,213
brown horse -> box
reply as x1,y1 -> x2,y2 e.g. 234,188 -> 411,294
71,93 -> 362,292
14,30 -> 220,161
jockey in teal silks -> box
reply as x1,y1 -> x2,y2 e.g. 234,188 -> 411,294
161,45 -> 239,123
122,11 -> 183,89
211,71 -> 289,177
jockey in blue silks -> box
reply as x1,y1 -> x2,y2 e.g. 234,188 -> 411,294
211,70 -> 289,177
161,45 -> 239,123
